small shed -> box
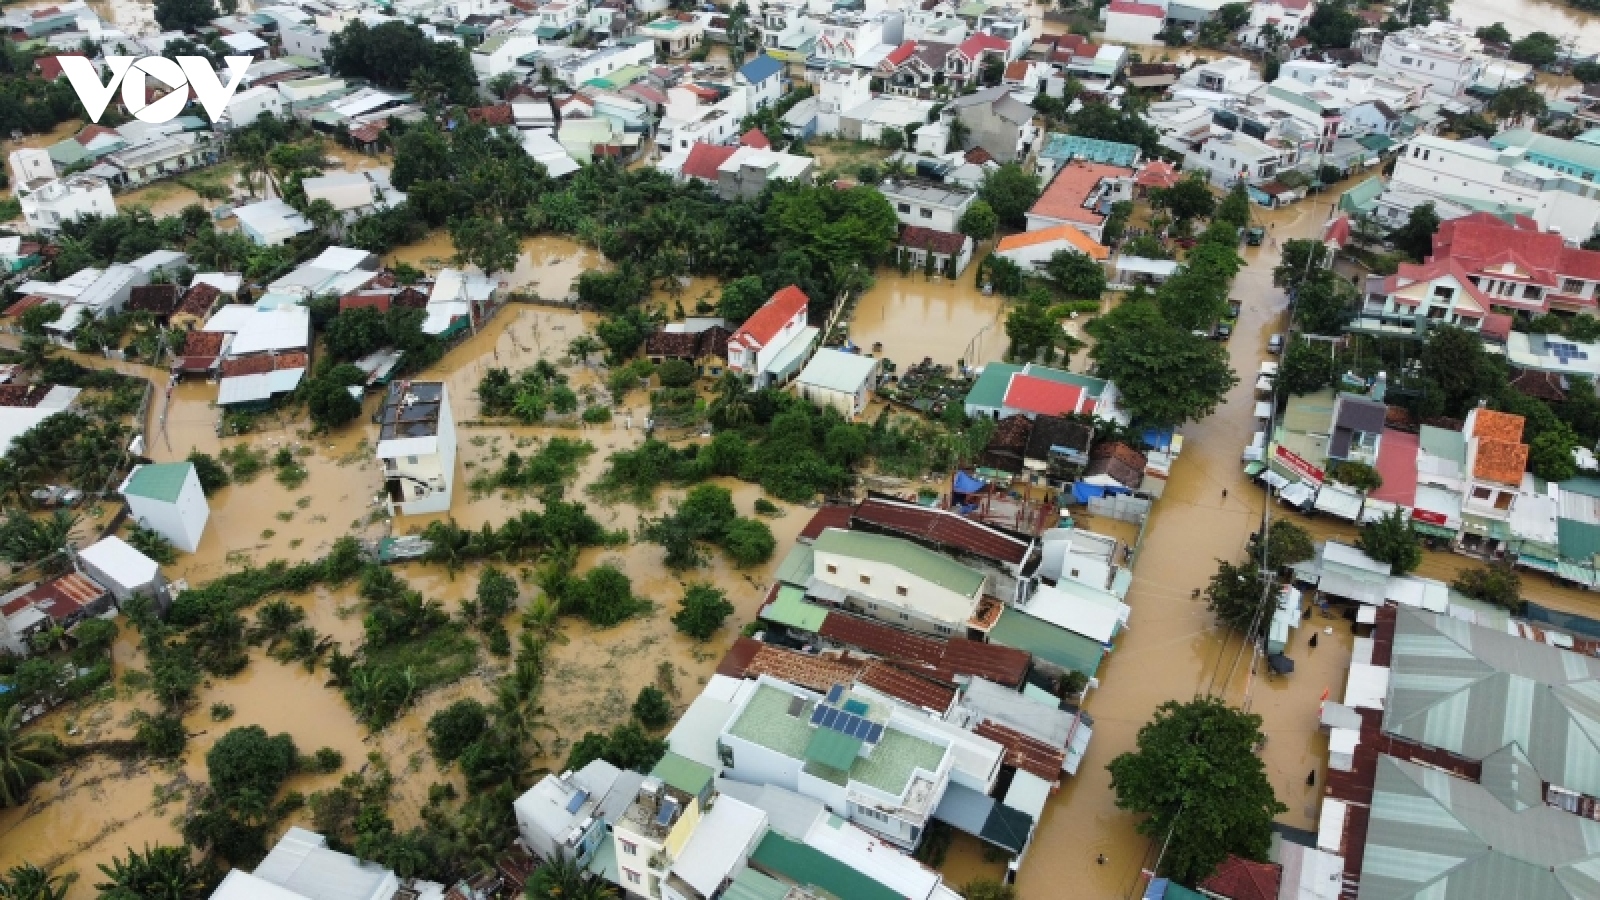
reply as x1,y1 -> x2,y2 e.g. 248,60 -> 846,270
120,462 -> 210,553
795,349 -> 880,420
76,536 -> 166,613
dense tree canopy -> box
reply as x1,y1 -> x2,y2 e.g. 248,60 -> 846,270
328,21 -> 478,105
1088,297 -> 1238,426
1358,509 -> 1423,573
978,164 -> 1042,228
1109,698 -> 1286,885
154,0 -> 218,32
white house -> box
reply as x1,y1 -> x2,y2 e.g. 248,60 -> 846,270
119,462 -> 209,553
1375,23 -> 1487,98
75,535 -> 163,608
554,41 -> 654,88
1388,135 -> 1600,239
471,34 -> 542,80
514,760 -> 632,869
878,179 -> 975,233
376,380 -> 456,517
809,527 -> 987,636
234,198 -> 314,246
224,85 -> 283,128
301,168 -> 406,222
16,174 -> 115,234
727,285 -> 819,389
995,224 -> 1111,273
1101,0 -> 1164,44
735,53 -> 785,110
795,349 -> 878,420
210,828 -> 405,900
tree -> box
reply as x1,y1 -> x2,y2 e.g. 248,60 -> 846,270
205,726 -> 296,800
1332,461 -> 1383,492
134,712 -> 188,759
525,854 -> 616,900
1358,508 -> 1423,573
1204,560 -> 1271,636
18,303 -> 61,336
306,376 -> 363,428
958,199 -> 998,241
1475,22 -> 1511,44
722,517 -> 776,566
1215,181 -> 1251,229
1488,84 -> 1547,124
1529,427 -> 1578,482
327,21 -> 478,105
657,358 -> 696,388
979,164 -> 1042,228
1277,339 -> 1334,396
185,451 -> 230,495
154,0 -> 218,31
1160,176 -> 1217,221
1108,698 -> 1286,885
672,583 -> 735,640
0,706 -> 57,808
632,686 -> 672,728
476,566 -> 518,621
1575,60 -> 1600,84
0,863 -> 73,900
1421,324 -> 1503,417
450,217 -> 520,277
95,846 -> 212,900
717,275 -> 767,322
1388,203 -> 1441,262
1293,271 -> 1353,334
1509,31 -> 1562,66
1005,296 -> 1062,363
428,699 -> 490,764
960,881 -> 1016,900
1302,0 -> 1360,48
1263,520 -> 1315,571
1087,300 -> 1239,425
1453,562 -> 1524,612
1044,249 -> 1108,299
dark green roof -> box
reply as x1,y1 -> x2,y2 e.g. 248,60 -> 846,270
804,727 -> 863,770
979,803 -> 1033,853
763,585 -> 827,632
812,529 -> 986,596
750,831 -> 902,900
123,462 -> 192,503
650,751 -> 713,800
989,607 -> 1104,676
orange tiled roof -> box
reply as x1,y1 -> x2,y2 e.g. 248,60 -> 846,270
995,223 -> 1109,260
742,644 -> 865,692
1473,439 -> 1528,486
1028,160 -> 1132,227
1472,409 -> 1524,444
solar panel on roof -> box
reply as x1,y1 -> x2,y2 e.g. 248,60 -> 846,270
821,707 -> 840,729
656,797 -> 678,827
810,705 -> 827,725
565,789 -> 589,814
826,684 -> 844,704
866,724 -> 884,743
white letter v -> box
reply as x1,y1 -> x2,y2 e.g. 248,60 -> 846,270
60,56 -> 134,124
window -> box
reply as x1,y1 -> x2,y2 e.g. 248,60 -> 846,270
1400,55 -> 1413,65
899,612 -> 909,620
826,564 -> 838,574
621,840 -> 637,856
1473,486 -> 1493,501
897,202 -> 910,213
1433,286 -> 1455,300
1494,492 -> 1513,510
867,602 -> 878,611
624,870 -> 641,885
860,574 -> 871,584
920,208 -> 932,218
1564,278 -> 1585,294
407,455 -> 419,464
856,806 -> 889,822
1523,285 -> 1541,299
896,585 -> 908,596
718,742 -> 734,766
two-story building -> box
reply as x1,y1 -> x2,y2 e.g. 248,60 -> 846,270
727,285 -> 818,389
943,85 -> 1036,163
879,179 -> 975,233
1459,407 -> 1527,558
1388,135 -> 1600,239
1023,160 -> 1134,241
515,760 -> 639,869
376,380 -> 456,517
807,527 -> 987,637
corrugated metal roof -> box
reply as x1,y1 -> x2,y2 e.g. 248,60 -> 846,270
813,528 -> 986,597
988,607 -> 1104,677
217,368 -> 306,406
122,462 -> 192,503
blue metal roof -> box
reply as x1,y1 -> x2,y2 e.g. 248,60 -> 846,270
740,53 -> 784,84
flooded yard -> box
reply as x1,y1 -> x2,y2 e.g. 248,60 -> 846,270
845,265 -> 1010,371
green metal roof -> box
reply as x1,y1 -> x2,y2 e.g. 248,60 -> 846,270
804,727 -> 862,770
1039,133 -> 1141,168
123,462 -> 192,503
1338,176 -> 1385,213
1419,425 -> 1467,464
989,607 -> 1104,677
750,831 -> 903,900
965,363 -> 1024,410
1494,128 -> 1600,175
650,750 -> 713,800
723,868 -> 791,900
1357,134 -> 1395,153
1558,517 -> 1600,564
1560,475 -> 1600,499
774,543 -> 814,588
812,529 -> 986,597
534,25 -> 565,38
763,585 -> 827,632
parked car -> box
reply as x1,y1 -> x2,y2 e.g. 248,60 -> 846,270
1268,333 -> 1284,354
1245,227 -> 1265,246
1215,322 -> 1233,340
1227,301 -> 1241,318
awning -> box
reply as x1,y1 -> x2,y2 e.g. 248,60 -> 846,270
1261,469 -> 1291,491
1357,134 -> 1395,153
1314,484 -> 1364,522
1280,481 -> 1315,507
1253,401 -> 1273,419
1412,521 -> 1457,539
1243,461 -> 1266,476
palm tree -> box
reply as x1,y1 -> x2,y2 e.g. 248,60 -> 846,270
0,863 -> 74,900
520,597 -> 567,647
407,68 -> 445,109
709,372 -> 752,427
96,846 -> 211,900
945,117 -> 971,154
305,198 -> 341,238
526,854 -> 616,900
0,708 -> 57,808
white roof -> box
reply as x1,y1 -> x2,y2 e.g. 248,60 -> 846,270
0,407 -> 61,456
203,305 -> 311,355
1017,580 -> 1128,644
960,677 -> 1076,748
44,303 -> 87,334
192,273 -> 243,294
520,129 -> 581,178
717,146 -> 813,180
669,796 -> 767,898
252,827 -> 397,900
1313,483 -> 1364,521
234,198 -> 312,239
218,368 -> 306,406
513,760 -> 620,851
1317,798 -> 1348,853
307,246 -> 373,273
422,301 -> 468,335
1001,770 -> 1051,820
78,535 -> 159,588
1385,575 -> 1450,613
1344,662 -> 1390,711
210,871 -> 308,900
1322,540 -> 1391,575
667,674 -> 754,769
803,814 -> 941,900
797,348 -> 877,394
19,267 -> 102,301
129,250 -> 186,274
1112,256 -> 1181,276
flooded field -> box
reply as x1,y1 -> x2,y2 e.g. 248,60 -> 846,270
845,266 -> 1009,371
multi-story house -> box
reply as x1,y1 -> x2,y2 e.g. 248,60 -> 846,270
1387,135 -> 1600,239
904,0 -> 966,43
555,41 -> 656,88
734,53 -> 784,110
727,285 -> 818,388
610,773 -> 703,898
1373,22 -> 1531,98
656,83 -> 752,154
812,12 -> 904,67
806,527 -> 988,637
879,179 -> 975,233
876,40 -> 955,97
1237,0 -> 1316,50
1024,161 -> 1133,241
718,675 -> 957,851
943,32 -> 1009,88
1459,407 -> 1527,558
376,381 -> 456,517
10,148 -> 115,233
1354,258 -> 1488,338
515,760 -> 637,870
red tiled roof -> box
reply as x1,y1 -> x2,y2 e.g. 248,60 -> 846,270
467,104 -> 514,126
1030,160 -> 1131,226
799,505 -> 855,541
681,141 -> 739,181
740,127 -> 771,149
1134,160 -> 1179,189
220,353 -> 308,377
974,719 -> 1065,781
1370,428 -> 1418,506
622,84 -> 668,106
75,124 -> 117,146
884,40 -> 916,66
349,122 -> 386,144
1510,369 -> 1567,402
4,295 -> 46,317
644,329 -> 699,358
820,613 -> 943,666
1003,61 -> 1028,80
394,286 -> 429,309
743,643 -> 866,692
1107,1 -> 1165,16
853,494 -> 1032,565
182,330 -> 227,356
126,284 -> 180,315
177,283 -> 222,319
716,635 -> 766,678
857,660 -> 956,712
955,33 -> 1009,60
1474,439 -> 1528,486
34,53 -> 82,80
1472,408 -> 1524,444
1003,373 -> 1085,417
939,638 -> 1029,687
731,285 -> 809,349
1200,856 -> 1282,900
1323,215 -> 1352,248
340,291 -> 392,313
898,225 -> 968,256
1480,312 -> 1513,343
964,146 -> 995,165
0,384 -> 48,407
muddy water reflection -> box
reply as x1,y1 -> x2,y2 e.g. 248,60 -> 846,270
847,267 -> 1009,369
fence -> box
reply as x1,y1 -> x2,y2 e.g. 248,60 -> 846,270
1087,493 -> 1151,524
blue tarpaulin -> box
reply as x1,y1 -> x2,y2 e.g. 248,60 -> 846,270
1072,481 -> 1131,503
953,470 -> 987,495
1142,427 -> 1174,452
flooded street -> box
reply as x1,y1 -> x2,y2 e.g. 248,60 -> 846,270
1445,0 -> 1600,53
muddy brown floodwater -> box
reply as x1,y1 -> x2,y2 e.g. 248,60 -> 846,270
846,268 -> 1010,370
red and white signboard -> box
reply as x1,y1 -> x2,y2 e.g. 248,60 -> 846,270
1412,508 -> 1450,527
1274,445 -> 1325,485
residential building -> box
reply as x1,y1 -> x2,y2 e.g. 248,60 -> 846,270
120,462 -> 210,553
556,41 -> 656,88
836,94 -> 937,144
224,85 -> 283,127
209,827 -> 409,900
1183,130 -> 1291,187
942,86 -> 1036,164
810,68 -> 871,137
964,362 -> 1125,426
706,146 -> 816,201
795,349 -> 879,420
16,174 -> 115,234
610,774 -> 702,898
1101,1 -> 1163,45
1237,0 -> 1316,49
735,53 -> 784,110
514,760 -> 633,867
896,226 -> 974,278
879,179 -> 975,233
1459,407 -> 1527,558
656,82 -> 752,154
1374,22 -> 1507,98
944,32 -> 1010,88
807,527 -> 987,637
471,34 -> 543,80
100,133 -> 216,189
718,676 -> 956,851
376,381 -> 457,517
0,572 -> 111,657
1388,134 -> 1600,239
1034,133 -> 1141,181
234,198 -> 314,246
727,285 -> 818,389
644,17 -> 705,57
301,168 -> 406,223
660,789 -> 766,900
994,225 -> 1110,273
1328,392 -> 1386,467
1024,160 -> 1134,242
642,321 -> 732,377
876,41 -> 955,98
75,535 -> 165,610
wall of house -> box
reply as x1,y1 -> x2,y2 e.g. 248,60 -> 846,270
954,105 -> 1021,163
720,733 -> 804,792
379,394 -> 455,517
812,549 -> 981,634
1388,141 -> 1600,238
885,191 -> 970,233
22,182 -> 116,232
612,824 -> 664,897
1376,41 -> 1476,96
127,471 -> 209,553
751,307 -> 809,377
798,378 -> 870,420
